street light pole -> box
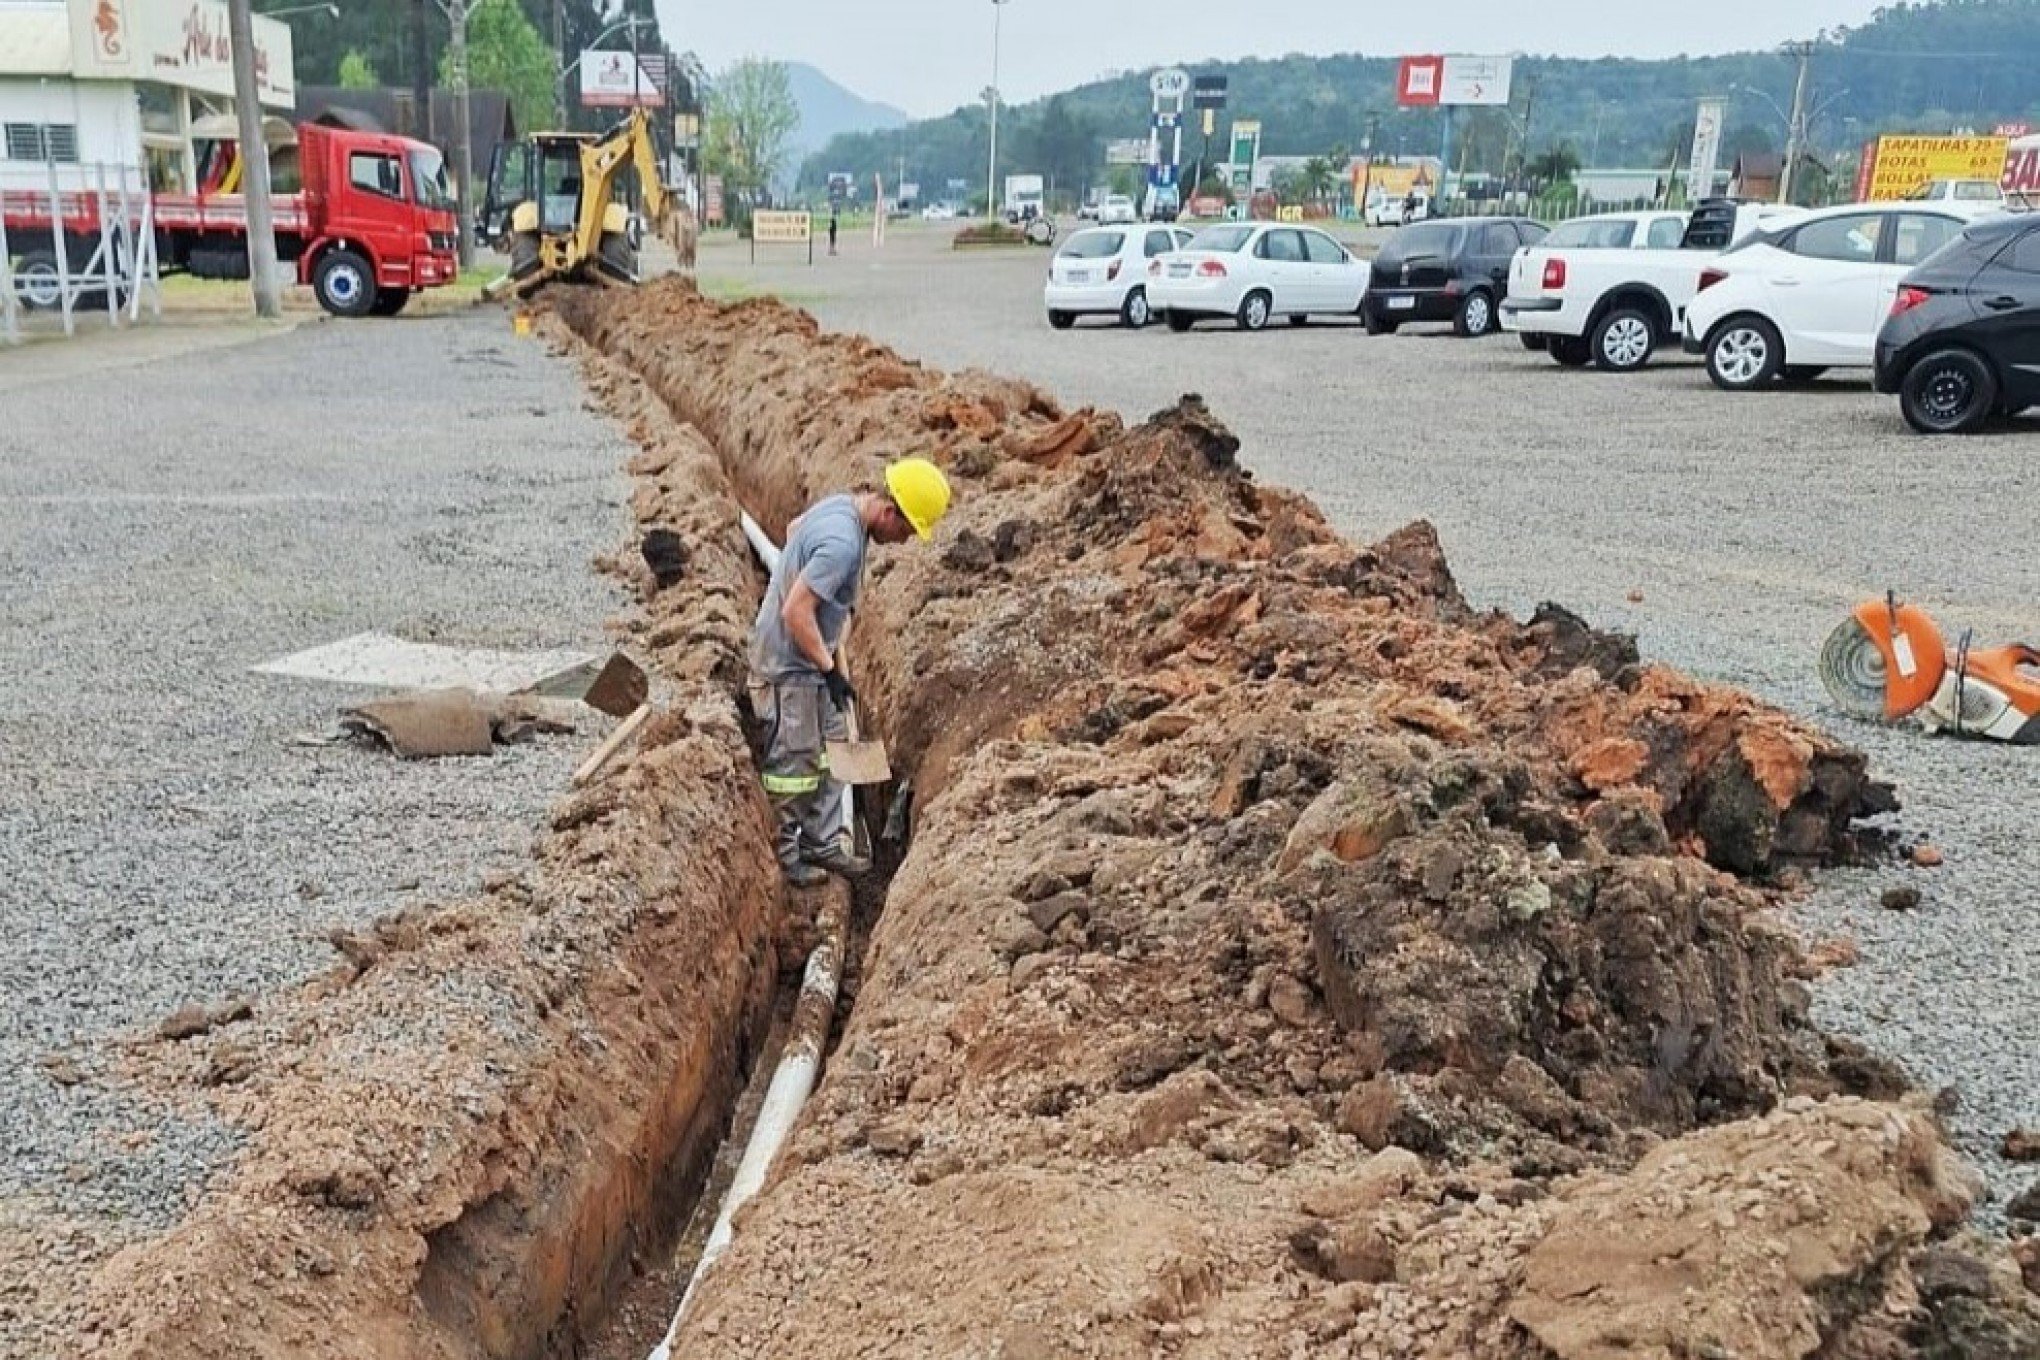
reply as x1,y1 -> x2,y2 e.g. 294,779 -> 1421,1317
985,0 -> 1008,220
1780,41 -> 1814,205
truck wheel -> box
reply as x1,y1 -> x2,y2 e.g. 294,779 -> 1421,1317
1518,332 -> 1548,352
1453,289 -> 1495,337
1548,335 -> 1592,367
16,250 -> 62,310
312,249 -> 375,318
1592,308 -> 1656,372
597,230 -> 637,284
370,287 -> 412,317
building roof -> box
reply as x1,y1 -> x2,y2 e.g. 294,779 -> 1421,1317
296,87 -> 516,176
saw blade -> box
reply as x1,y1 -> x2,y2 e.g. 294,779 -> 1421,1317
1819,617 -> 1899,721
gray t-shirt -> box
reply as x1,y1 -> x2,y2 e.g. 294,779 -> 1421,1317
750,494 -> 868,681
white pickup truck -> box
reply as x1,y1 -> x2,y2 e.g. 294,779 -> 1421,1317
1501,200 -> 1807,371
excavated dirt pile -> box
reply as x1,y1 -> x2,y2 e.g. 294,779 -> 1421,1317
557,280 -> 2040,1359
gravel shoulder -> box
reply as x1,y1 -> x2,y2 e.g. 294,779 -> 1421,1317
0,309 -> 629,1249
710,221 -> 2040,1216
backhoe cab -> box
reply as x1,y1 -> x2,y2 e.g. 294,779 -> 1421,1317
479,108 -> 692,297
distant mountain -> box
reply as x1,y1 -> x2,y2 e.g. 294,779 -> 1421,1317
786,63 -> 910,178
801,0 -> 2040,202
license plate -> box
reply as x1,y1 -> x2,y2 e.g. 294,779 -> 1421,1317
1388,296 -> 1416,310
1168,264 -> 1191,277
1066,270 -> 1091,283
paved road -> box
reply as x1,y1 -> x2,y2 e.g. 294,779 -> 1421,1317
706,220 -> 2040,1214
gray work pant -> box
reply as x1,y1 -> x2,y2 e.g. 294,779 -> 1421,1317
749,675 -> 848,868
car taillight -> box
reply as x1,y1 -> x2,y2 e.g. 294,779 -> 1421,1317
1542,257 -> 1566,290
1196,260 -> 1227,278
1148,259 -> 1162,277
1697,267 -> 1727,293
1889,285 -> 1931,318
1108,259 -> 1122,281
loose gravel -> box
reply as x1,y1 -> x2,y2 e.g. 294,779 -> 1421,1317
0,311 -> 629,1233
736,224 -> 2040,1218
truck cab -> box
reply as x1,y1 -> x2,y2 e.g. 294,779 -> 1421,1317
295,123 -> 461,317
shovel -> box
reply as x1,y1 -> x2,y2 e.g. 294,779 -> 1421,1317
825,649 -> 892,786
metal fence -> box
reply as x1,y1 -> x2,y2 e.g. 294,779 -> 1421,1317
1,161 -> 163,345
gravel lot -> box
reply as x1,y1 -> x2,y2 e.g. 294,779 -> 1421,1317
709,221 -> 2040,1214
0,311 -> 627,1236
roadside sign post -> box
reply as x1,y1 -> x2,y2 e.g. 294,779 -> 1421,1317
751,209 -> 813,266
1398,54 -> 1513,212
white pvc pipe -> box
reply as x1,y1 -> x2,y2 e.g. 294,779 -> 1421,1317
647,895 -> 847,1360
738,510 -> 782,574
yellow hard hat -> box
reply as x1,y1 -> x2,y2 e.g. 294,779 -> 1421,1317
885,457 -> 952,541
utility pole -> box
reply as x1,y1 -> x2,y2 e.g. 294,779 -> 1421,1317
985,0 -> 1009,220
551,0 -> 566,125
1517,75 -> 1538,192
435,0 -> 477,267
412,0 -> 430,136
1780,41 -> 1813,206
227,0 -> 280,317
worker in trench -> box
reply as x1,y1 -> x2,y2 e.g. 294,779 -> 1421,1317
748,458 -> 953,887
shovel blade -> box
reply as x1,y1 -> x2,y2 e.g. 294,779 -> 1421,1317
583,653 -> 650,718
826,738 -> 892,786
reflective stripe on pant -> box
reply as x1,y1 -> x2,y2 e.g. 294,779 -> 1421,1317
749,675 -> 847,868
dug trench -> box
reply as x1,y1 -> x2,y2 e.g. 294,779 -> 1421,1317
34,280 -> 2040,1360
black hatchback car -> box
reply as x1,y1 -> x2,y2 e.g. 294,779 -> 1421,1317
1874,212 -> 2040,434
1363,216 -> 1548,337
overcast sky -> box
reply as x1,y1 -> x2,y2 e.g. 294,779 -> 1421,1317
654,1 -> 1883,117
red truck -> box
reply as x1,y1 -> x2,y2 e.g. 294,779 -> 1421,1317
2,122 -> 459,317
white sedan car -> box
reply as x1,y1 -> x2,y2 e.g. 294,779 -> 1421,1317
1682,201 -> 1972,389
1148,222 -> 1370,331
1044,224 -> 1196,329
1097,194 -> 1139,225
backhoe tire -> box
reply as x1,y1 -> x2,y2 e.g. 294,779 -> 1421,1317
597,230 -> 637,284
508,231 -> 542,281
312,249 -> 375,318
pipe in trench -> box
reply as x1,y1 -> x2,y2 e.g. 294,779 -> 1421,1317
645,510 -> 852,1359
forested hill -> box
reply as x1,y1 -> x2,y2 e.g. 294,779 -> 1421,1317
802,0 -> 2039,195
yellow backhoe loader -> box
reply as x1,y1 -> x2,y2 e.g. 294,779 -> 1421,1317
477,108 -> 695,298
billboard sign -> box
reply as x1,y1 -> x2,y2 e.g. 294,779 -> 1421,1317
1227,120 -> 1261,197
1192,75 -> 1228,111
1149,68 -> 1191,102
1860,135 -> 2010,200
581,50 -> 664,107
1687,98 -> 1727,203
1440,55 -> 1512,106
1399,54 -> 1513,107
1397,56 -> 1443,107
1105,138 -> 1148,166
66,0 -> 295,105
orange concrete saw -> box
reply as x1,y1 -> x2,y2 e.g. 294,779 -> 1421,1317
1819,593 -> 2040,744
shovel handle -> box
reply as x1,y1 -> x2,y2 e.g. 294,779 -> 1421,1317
572,704 -> 653,787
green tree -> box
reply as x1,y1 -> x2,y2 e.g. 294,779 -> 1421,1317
441,0 -> 556,136
1526,143 -> 1582,187
1270,165 -> 1305,203
1298,156 -> 1337,204
338,49 -> 380,89
705,57 -> 800,202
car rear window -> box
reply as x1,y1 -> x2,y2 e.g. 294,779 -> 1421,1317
1381,222 -> 1463,260
1545,219 -> 1636,248
1058,231 -> 1124,260
1187,225 -> 1255,253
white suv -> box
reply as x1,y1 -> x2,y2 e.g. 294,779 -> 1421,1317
1682,202 -> 1971,390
